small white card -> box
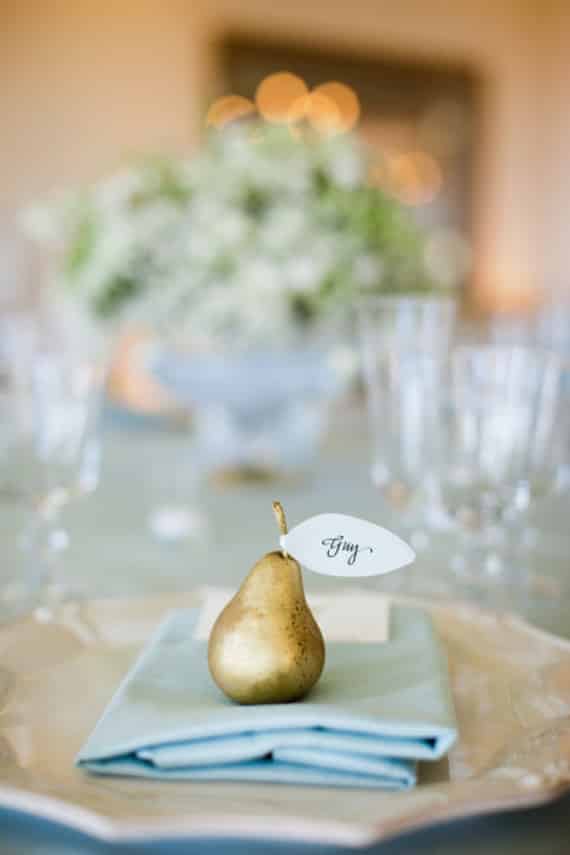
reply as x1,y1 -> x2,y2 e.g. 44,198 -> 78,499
196,587 -> 390,642
281,513 -> 415,578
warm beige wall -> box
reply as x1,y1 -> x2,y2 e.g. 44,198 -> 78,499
0,0 -> 565,301
1,0 -> 204,210
538,0 -> 570,295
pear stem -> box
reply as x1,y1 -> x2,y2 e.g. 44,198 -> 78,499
272,500 -> 289,558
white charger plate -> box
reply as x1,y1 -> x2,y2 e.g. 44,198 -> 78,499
1,590 -> 570,848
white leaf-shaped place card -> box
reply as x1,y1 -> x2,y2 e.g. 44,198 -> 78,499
281,513 -> 415,578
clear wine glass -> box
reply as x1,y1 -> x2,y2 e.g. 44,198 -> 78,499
487,305 -> 570,570
488,296 -> 570,354
0,311 -> 37,501
358,295 -> 456,548
431,345 -> 564,590
1,350 -> 104,621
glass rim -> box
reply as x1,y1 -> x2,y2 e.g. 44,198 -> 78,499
356,293 -> 456,308
452,343 -> 562,365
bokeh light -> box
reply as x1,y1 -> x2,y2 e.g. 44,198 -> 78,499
312,82 -> 360,133
386,151 -> 443,206
206,95 -> 256,129
255,72 -> 308,123
478,267 -> 538,314
288,91 -> 342,136
209,76 -> 361,139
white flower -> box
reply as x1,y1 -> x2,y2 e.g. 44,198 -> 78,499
283,255 -> 325,293
95,168 -> 146,212
240,257 -> 283,293
257,206 -> 306,253
216,210 -> 249,246
22,123 -> 420,344
321,137 -> 364,188
353,254 -> 384,288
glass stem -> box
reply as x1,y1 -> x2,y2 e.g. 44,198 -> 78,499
22,489 -> 69,619
451,523 -> 509,584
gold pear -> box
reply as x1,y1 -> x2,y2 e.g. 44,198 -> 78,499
208,502 -> 325,704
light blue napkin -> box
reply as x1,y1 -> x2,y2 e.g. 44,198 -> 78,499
77,605 -> 456,789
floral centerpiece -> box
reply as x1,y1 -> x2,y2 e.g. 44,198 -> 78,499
25,125 -> 438,345
25,125 -> 444,474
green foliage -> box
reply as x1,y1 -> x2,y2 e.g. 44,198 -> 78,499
26,124 -> 445,337
93,274 -> 142,319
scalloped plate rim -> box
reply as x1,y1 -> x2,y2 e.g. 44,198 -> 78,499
1,591 -> 570,848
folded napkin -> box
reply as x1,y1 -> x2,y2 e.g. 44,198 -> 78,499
77,603 -> 456,789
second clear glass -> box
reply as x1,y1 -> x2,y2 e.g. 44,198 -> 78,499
431,345 -> 565,585
358,295 -> 457,546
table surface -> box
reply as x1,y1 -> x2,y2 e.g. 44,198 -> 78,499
60,404 -> 570,635
1,404 -> 569,854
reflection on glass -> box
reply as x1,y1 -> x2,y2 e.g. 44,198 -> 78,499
432,346 -> 565,584
1,351 -> 104,621
358,295 -> 456,547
